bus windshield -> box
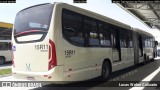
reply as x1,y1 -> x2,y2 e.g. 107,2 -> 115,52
14,4 -> 53,36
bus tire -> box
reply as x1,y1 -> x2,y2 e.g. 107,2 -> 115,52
101,61 -> 111,81
151,55 -> 155,61
143,54 -> 147,64
147,55 -> 149,61
0,57 -> 5,65
151,58 -> 154,61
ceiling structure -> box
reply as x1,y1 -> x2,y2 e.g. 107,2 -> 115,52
117,3 -> 160,30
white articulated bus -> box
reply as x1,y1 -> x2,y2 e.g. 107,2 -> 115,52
0,40 -> 12,64
12,3 -> 157,82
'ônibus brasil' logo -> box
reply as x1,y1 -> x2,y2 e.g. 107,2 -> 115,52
26,63 -> 31,71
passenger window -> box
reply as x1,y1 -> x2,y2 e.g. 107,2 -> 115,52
99,23 -> 111,47
147,38 -> 150,47
84,19 -> 99,46
127,31 -> 133,48
120,30 -> 127,48
62,10 -> 84,46
144,37 -> 148,47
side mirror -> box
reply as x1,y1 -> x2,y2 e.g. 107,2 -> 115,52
155,41 -> 158,45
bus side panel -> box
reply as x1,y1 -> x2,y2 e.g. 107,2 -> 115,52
63,40 -> 112,81
57,3 -> 112,81
52,3 -> 65,66
50,3 -> 65,80
143,47 -> 153,60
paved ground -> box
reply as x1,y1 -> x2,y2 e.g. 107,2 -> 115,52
0,58 -> 160,90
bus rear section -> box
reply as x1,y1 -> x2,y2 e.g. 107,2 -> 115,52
12,3 -> 64,81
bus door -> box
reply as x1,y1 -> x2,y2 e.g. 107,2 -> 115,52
111,29 -> 121,62
138,35 -> 144,62
120,30 -> 128,63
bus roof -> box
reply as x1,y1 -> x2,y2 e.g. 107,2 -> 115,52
18,2 -> 154,38
134,28 -> 154,37
18,3 -> 52,15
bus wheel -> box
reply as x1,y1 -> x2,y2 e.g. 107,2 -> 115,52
101,61 -> 111,81
143,54 -> 147,64
0,57 -> 5,65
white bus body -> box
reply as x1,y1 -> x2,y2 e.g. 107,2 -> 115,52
0,40 -> 12,64
12,3 -> 157,82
